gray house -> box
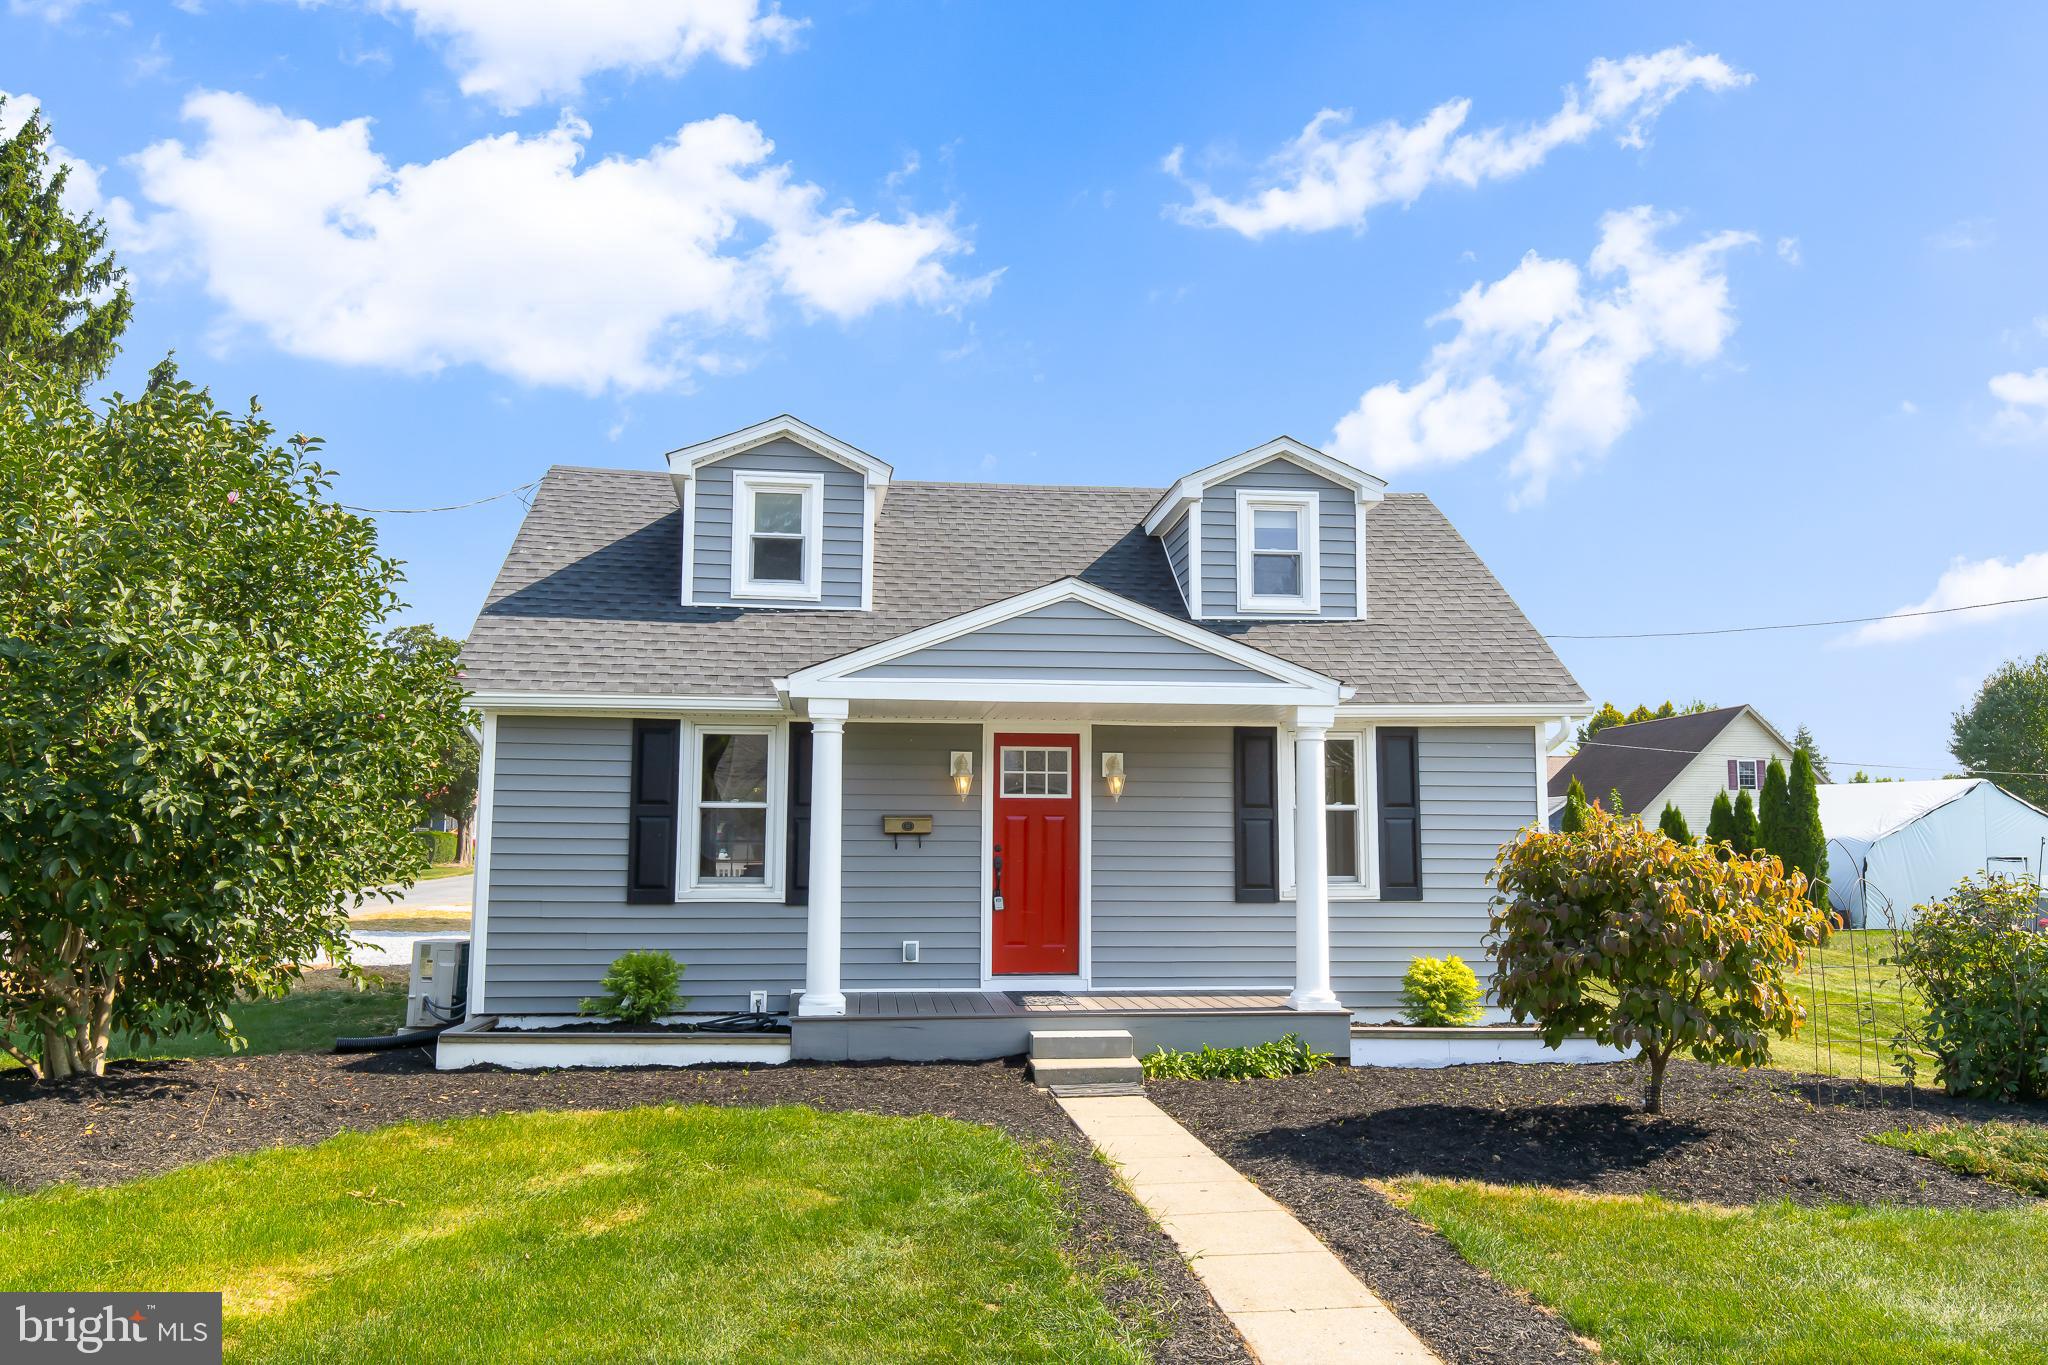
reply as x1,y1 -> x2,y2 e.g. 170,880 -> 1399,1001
456,416 -> 1586,1062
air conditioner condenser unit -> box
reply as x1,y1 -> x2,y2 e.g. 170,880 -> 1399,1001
406,939 -> 471,1030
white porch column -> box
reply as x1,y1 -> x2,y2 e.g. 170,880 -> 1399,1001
798,699 -> 849,1017
1289,707 -> 1341,1011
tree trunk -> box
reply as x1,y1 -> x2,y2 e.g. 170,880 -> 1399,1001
1644,1048 -> 1671,1114
36,960 -> 116,1083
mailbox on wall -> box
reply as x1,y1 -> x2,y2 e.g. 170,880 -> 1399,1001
883,814 -> 933,847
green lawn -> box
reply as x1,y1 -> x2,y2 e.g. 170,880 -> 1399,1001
0,1105 -> 1149,1365
1874,1122 -> 2048,1198
1390,1178 -> 2048,1364
1772,929 -> 1935,1084
411,862 -> 472,881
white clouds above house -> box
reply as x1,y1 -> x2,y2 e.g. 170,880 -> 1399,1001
360,0 -> 805,112
1164,46 -> 1749,238
126,92 -> 992,393
1988,367 -> 2048,442
1328,206 -> 1754,502
1849,551 -> 2048,644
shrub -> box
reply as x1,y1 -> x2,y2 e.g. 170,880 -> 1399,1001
1140,1033 -> 1334,1081
1401,955 -> 1485,1026
417,829 -> 459,864
1705,790 -> 1736,858
1559,777 -> 1590,833
1731,789 -> 1761,853
579,951 -> 686,1026
1657,803 -> 1693,844
1891,876 -> 2048,1101
1490,802 -> 1831,1113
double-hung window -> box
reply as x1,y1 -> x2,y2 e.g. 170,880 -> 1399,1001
1324,735 -> 1366,883
1733,758 -> 1760,792
693,729 -> 772,887
732,472 -> 823,601
1234,489 -> 1319,614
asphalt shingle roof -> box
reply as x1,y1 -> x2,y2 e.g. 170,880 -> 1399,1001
461,465 -> 1587,707
1547,705 -> 1752,813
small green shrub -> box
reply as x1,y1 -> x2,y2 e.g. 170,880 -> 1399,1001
1140,1033 -> 1334,1081
1871,1122 -> 2048,1197
1401,955 -> 1485,1026
579,951 -> 687,1026
416,829 -> 459,864
1891,876 -> 2048,1101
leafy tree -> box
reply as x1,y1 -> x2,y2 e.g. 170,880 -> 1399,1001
1490,802 -> 1830,1112
1705,790 -> 1736,856
1850,770 -> 1898,784
1758,758 -> 1791,863
1658,802 -> 1693,843
0,359 -> 466,1080
1951,653 -> 2048,811
1731,789 -> 1760,853
1559,776 -> 1590,833
385,624 -> 478,851
1892,876 -> 2048,1101
0,97 -> 132,386
1574,702 -> 1629,748
1785,751 -> 1829,907
1792,724 -> 1832,784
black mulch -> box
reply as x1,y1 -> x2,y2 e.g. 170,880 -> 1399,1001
1,1052 -> 1248,1365
1151,1060 -> 2048,1365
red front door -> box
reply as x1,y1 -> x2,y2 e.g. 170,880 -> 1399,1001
991,733 -> 1081,976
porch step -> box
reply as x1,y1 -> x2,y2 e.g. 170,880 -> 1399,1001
1027,1055 -> 1145,1090
1028,1029 -> 1136,1060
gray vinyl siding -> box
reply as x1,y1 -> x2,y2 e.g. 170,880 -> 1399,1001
1199,457 -> 1358,619
482,714 -> 806,1014
850,599 -> 1277,684
842,723 -> 982,988
1162,511 -> 1192,608
1331,725 -> 1538,1013
690,438 -> 865,609
1091,725 -> 1293,989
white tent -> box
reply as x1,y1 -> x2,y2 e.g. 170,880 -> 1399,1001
1817,779 -> 2048,927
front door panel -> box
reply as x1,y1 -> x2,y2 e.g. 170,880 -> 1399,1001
991,733 -> 1081,976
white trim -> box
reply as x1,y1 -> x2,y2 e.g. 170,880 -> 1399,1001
1355,496 -> 1370,623
979,721 -> 1093,988
1142,436 -> 1387,535
465,711 -> 498,1013
860,483 -> 876,612
466,692 -> 786,715
730,471 -> 825,603
1159,503 -> 1195,616
679,476 -> 697,606
1234,488 -> 1321,615
676,720 -> 787,901
786,577 -> 1344,701
1187,503 -> 1203,618
666,414 -> 895,489
1323,729 -> 1379,899
1531,724 -> 1548,831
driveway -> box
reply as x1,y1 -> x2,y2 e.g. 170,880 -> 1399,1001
339,874 -> 473,966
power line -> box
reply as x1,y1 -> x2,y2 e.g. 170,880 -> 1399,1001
340,480 -> 539,515
1571,736 -> 2048,782
1545,592 -> 2048,640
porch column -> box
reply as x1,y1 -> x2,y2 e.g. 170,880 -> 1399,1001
1289,707 -> 1341,1011
798,700 -> 848,1017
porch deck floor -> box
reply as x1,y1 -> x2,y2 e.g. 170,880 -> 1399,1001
842,990 -> 1297,1020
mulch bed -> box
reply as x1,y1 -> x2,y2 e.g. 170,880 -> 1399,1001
1152,1060 -> 2048,1365
1,1052 -> 1247,1365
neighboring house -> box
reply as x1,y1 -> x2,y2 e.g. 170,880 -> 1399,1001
1547,704 -> 1795,834
1819,779 -> 2048,928
458,416 -> 1586,1059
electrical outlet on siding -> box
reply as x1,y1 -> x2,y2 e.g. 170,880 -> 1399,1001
902,941 -> 919,963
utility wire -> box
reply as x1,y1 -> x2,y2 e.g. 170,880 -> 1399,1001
1546,592 -> 2048,640
1570,736 -> 2048,782
340,479 -> 539,515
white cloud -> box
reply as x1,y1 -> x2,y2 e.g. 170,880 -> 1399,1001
1775,235 -> 1801,265
1330,206 -> 1753,502
1988,368 -> 2048,441
1929,217 -> 1993,251
1166,47 -> 1748,238
0,90 -> 137,233
8,0 -> 90,20
361,0 -> 804,112
1850,551 -> 2048,644
1899,399 -> 1918,415
128,92 -> 993,393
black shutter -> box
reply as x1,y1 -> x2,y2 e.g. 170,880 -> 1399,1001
785,722 -> 813,906
1377,727 -> 1422,900
626,720 -> 681,904
1233,727 -> 1280,903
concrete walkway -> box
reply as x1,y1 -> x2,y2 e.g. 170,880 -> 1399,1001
1058,1094 -> 1438,1364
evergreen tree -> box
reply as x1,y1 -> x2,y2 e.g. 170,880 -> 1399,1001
1792,724 -> 1832,784
0,97 -> 132,385
1559,776 -> 1590,833
1705,790 -> 1736,859
1658,802 -> 1693,843
1758,758 -> 1791,863
1786,751 -> 1830,905
1732,789 -> 1760,853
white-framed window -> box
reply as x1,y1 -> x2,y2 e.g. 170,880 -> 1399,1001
1000,746 -> 1072,798
1278,726 -> 1379,899
1733,758 -> 1760,791
731,472 -> 824,601
681,723 -> 784,898
1234,489 -> 1320,614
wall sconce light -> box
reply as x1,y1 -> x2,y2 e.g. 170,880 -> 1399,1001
1101,752 -> 1126,802
949,751 -> 974,800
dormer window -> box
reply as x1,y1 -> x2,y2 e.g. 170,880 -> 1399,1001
1235,489 -> 1320,613
733,472 -> 823,601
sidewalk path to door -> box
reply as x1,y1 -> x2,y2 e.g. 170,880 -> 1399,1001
1058,1093 -> 1438,1364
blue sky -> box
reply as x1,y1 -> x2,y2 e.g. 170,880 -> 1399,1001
7,2 -> 2047,778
